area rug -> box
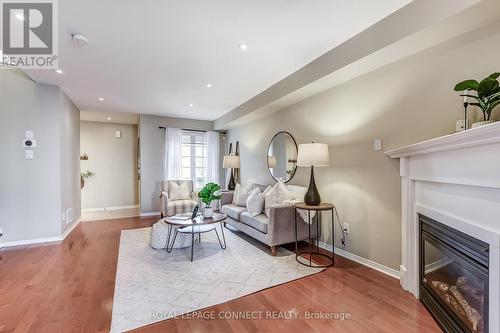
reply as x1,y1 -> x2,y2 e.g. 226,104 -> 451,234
111,226 -> 323,332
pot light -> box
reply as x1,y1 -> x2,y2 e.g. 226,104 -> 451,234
189,103 -> 194,108
107,117 -> 112,120
205,83 -> 212,88
55,69 -> 63,74
239,43 -> 248,51
98,97 -> 104,101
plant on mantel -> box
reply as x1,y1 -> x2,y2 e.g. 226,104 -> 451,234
454,72 -> 500,124
80,170 -> 95,189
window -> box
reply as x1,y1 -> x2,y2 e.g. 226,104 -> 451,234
181,131 -> 207,190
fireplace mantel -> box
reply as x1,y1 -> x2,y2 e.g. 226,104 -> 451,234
385,121 -> 500,332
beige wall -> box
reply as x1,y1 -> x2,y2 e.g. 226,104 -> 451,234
80,121 -> 138,210
226,26 -> 500,271
138,114 -> 214,213
0,70 -> 80,243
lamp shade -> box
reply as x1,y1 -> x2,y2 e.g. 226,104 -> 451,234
297,143 -> 329,167
223,155 -> 240,169
267,156 -> 277,168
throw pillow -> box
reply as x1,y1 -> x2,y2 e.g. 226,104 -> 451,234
169,181 -> 190,200
234,185 -> 255,207
264,180 -> 293,217
286,185 -> 307,201
232,183 -> 241,205
246,188 -> 264,216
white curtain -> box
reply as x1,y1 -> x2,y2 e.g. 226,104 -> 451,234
164,127 -> 182,180
207,131 -> 220,209
206,131 -> 220,184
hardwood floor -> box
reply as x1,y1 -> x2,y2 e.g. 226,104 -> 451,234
0,217 -> 441,333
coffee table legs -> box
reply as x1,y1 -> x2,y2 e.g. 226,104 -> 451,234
214,221 -> 226,250
165,225 -> 178,253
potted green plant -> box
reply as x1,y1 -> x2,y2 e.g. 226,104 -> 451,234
454,72 -> 500,128
197,182 -> 222,218
80,170 -> 95,189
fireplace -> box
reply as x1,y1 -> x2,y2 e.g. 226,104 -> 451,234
420,214 -> 489,333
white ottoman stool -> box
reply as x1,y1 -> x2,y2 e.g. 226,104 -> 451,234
150,220 -> 190,250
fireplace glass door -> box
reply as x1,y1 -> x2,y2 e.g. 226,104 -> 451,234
420,215 -> 489,333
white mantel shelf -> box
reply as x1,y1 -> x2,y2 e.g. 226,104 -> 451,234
385,121 -> 500,158
383,120 -> 500,332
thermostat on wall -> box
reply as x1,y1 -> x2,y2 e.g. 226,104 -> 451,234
23,139 -> 36,148
115,131 -> 121,138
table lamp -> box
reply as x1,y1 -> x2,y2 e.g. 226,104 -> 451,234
297,143 -> 329,206
223,155 -> 240,190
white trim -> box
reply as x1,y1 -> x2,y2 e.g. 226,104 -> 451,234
82,205 -> 139,212
318,241 -> 400,279
385,121 -> 500,158
0,236 -> 62,248
140,211 -> 161,217
0,218 -> 81,249
62,218 -> 81,240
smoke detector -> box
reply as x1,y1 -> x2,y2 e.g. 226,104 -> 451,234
72,33 -> 88,46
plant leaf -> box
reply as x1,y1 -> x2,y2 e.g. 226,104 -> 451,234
454,80 -> 479,91
489,72 -> 500,80
477,77 -> 500,99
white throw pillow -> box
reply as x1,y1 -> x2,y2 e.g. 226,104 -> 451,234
246,188 -> 265,216
264,180 -> 293,217
234,185 -> 254,207
169,181 -> 190,200
232,183 -> 241,205
286,185 -> 307,201
263,185 -> 272,195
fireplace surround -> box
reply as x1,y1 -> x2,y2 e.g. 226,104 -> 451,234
420,214 -> 489,332
386,122 -> 500,332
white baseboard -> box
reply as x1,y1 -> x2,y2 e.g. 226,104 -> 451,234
0,219 -> 81,249
318,240 -> 400,279
140,211 -> 161,217
62,218 -> 81,240
82,205 -> 139,212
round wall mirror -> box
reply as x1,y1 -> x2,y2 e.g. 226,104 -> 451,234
267,131 -> 298,183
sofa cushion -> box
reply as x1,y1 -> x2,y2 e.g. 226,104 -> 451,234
221,204 -> 247,220
240,212 -> 269,234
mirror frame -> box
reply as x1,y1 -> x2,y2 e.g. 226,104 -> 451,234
266,131 -> 298,183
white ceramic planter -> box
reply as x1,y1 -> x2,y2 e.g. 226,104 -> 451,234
202,207 -> 214,219
471,120 -> 496,128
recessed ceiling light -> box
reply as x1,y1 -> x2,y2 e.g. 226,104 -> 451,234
98,97 -> 104,101
239,43 -> 248,51
107,117 -> 112,120
189,103 -> 194,108
15,13 -> 24,21
55,69 -> 63,74
205,83 -> 212,88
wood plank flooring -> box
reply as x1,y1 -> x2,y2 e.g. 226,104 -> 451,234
0,217 -> 441,333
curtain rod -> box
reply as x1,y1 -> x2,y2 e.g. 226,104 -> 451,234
158,126 -> 226,134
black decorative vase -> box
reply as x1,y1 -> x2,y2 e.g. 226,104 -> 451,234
304,166 -> 321,206
228,169 -> 236,190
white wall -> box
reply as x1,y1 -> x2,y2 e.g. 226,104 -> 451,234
0,70 -> 81,243
225,23 -> 500,271
138,114 -> 213,213
80,121 -> 138,210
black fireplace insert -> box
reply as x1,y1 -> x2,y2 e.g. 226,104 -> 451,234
419,214 -> 489,333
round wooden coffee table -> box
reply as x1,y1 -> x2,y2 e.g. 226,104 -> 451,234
164,212 -> 227,261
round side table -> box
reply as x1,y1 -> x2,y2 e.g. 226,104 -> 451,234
294,202 -> 335,268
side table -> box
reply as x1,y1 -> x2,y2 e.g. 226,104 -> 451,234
294,202 -> 335,268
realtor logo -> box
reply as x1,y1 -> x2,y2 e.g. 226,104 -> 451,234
1,0 -> 58,69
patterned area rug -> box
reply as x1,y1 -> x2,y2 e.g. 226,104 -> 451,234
111,226 -> 323,332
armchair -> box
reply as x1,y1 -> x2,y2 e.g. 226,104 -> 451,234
159,180 -> 199,218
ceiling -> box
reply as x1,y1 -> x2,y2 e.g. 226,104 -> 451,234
26,0 -> 411,121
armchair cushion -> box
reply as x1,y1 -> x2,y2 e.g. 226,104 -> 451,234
168,181 -> 190,200
165,199 -> 197,217
240,212 -> 268,234
221,204 -> 247,220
